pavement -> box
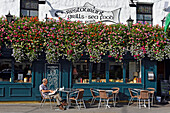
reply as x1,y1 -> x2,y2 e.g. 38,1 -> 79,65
0,102 -> 170,113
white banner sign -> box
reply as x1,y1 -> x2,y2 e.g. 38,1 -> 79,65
48,2 -> 121,24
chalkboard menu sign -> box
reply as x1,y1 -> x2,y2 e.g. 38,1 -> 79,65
45,64 -> 60,90
161,80 -> 170,96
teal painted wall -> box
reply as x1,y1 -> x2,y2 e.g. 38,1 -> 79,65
0,58 -> 158,101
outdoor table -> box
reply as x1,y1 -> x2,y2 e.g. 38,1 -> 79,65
59,88 -> 78,109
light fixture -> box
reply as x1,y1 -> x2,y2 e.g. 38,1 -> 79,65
5,11 -> 13,23
38,0 -> 46,4
161,17 -> 166,27
27,69 -> 32,76
126,16 -> 134,29
45,14 -> 48,22
129,0 -> 137,7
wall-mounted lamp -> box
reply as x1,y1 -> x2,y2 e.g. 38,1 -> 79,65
161,17 -> 166,27
5,11 -> 13,23
129,0 -> 137,7
126,16 -> 134,29
38,0 -> 46,4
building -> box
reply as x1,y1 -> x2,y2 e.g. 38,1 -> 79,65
0,0 -> 169,101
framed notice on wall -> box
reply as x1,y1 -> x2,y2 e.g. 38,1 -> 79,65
148,71 -> 154,80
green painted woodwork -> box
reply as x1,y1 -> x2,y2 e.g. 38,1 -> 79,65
0,55 -> 159,101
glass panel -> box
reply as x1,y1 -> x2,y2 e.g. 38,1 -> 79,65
144,15 -> 152,20
137,14 -> 143,20
30,0 -> 38,9
109,62 -> 123,83
92,63 -> 106,83
0,59 -> 12,82
22,0 -> 31,9
21,9 -> 29,16
14,62 -> 32,83
30,10 -> 38,17
126,61 -> 141,84
72,60 -> 89,84
137,5 -> 152,14
145,21 -> 152,25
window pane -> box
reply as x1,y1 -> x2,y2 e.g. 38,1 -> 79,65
72,60 -> 89,84
144,15 -> 152,20
30,0 -> 38,9
126,61 -> 141,83
137,14 -> 143,20
109,62 -> 123,82
21,9 -> 29,16
92,63 -> 106,83
14,62 -> 32,83
22,0 -> 31,9
137,5 -> 152,14
30,10 -> 38,16
0,59 -> 12,82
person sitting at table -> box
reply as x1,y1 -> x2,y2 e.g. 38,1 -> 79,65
39,78 -> 67,110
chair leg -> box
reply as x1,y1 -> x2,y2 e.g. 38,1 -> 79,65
106,99 -> 110,109
128,98 -> 132,106
82,99 -> 86,108
114,94 -> 117,107
148,99 -> 150,109
139,99 -> 141,109
49,98 -> 52,109
93,98 -> 96,104
75,100 -> 80,110
40,98 -> 44,108
90,98 -> 94,105
98,98 -> 101,108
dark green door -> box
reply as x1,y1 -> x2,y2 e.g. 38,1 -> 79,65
45,64 -> 60,90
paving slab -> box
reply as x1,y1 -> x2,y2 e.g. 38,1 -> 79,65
0,102 -> 170,113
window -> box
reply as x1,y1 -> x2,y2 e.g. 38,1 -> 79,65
92,63 -> 106,83
20,0 -> 38,17
72,60 -> 89,84
0,59 -> 12,82
14,62 -> 32,83
126,61 -> 141,84
137,4 -> 153,25
109,62 -> 123,83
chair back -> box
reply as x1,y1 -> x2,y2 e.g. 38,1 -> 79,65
140,90 -> 149,99
90,88 -> 96,97
112,87 -> 120,94
128,88 -> 134,97
99,90 -> 107,99
76,89 -> 84,100
147,88 -> 156,91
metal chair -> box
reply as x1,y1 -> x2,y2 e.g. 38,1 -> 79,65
90,88 -> 100,105
147,88 -> 155,106
112,87 -> 120,107
39,91 -> 55,109
128,88 -> 138,106
69,88 -> 86,110
138,90 -> 150,109
98,90 -> 113,109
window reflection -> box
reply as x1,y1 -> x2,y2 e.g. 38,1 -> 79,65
0,59 -> 12,82
92,63 -> 106,83
14,62 -> 32,83
109,62 -> 123,83
126,61 -> 141,83
72,60 -> 89,84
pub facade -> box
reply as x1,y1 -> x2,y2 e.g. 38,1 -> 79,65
0,0 -> 169,101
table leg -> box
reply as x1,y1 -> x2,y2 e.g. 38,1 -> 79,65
67,92 -> 70,109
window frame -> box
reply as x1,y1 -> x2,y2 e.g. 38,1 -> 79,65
20,0 -> 39,17
136,3 -> 153,25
